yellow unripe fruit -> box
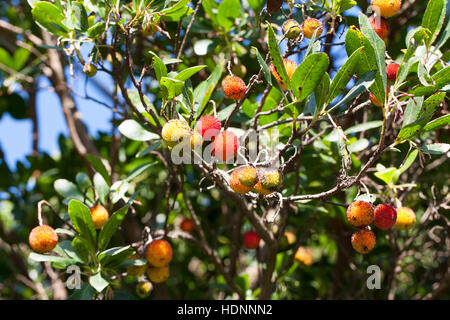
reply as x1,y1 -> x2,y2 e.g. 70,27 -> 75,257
90,205 -> 109,229
395,207 -> 416,230
126,254 -> 148,276
162,119 -> 191,147
147,265 -> 170,283
370,0 -> 402,18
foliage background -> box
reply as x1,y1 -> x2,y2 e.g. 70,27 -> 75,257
0,0 -> 449,300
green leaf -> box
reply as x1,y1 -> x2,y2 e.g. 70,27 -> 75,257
86,155 -> 111,186
393,149 -> 418,183
68,283 -> 95,300
344,121 -> 383,134
359,14 -> 387,93
31,1 -> 69,36
402,97 -> 424,127
127,90 -> 159,126
98,206 -> 129,251
314,72 -> 330,113
397,92 -> 446,142
175,66 -> 206,82
88,22 -> 105,38
252,47 -> 272,85
68,200 -> 97,250
422,0 -> 447,46
160,77 -> 185,100
345,26 -> 385,105
160,0 -> 193,21
423,114 -> 450,132
118,119 -> 159,141
72,2 -> 89,32
328,70 -> 376,111
54,179 -> 84,202
124,161 -> 158,183
419,143 -> 450,154
98,245 -> 135,268
374,165 -> 396,185
291,53 -> 329,101
267,24 -> 290,90
89,272 -> 109,293
217,0 -> 240,31
150,52 -> 167,82
194,62 -> 224,115
327,47 -> 363,104
29,252 -> 76,265
93,173 -> 109,204
72,236 -> 91,263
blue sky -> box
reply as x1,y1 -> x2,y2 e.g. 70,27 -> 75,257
0,5 -> 362,170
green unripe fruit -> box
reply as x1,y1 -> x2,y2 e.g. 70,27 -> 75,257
136,281 -> 153,298
258,168 -> 284,192
83,63 -> 97,77
282,19 -> 301,39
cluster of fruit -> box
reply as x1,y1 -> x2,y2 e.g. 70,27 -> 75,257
367,0 -> 402,107
230,166 -> 283,196
128,238 -> 173,298
28,204 -> 110,254
162,115 -> 240,162
346,200 -> 416,254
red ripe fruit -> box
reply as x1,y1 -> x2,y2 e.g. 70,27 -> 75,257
243,231 -> 260,249
222,75 -> 246,100
212,130 -> 239,162
180,218 -> 195,233
386,63 -> 400,82
374,204 -> 397,230
369,16 -> 389,40
196,115 -> 221,141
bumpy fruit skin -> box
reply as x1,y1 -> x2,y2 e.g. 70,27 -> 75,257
180,218 -> 195,233
369,16 -> 389,39
243,231 -> 260,249
230,169 -> 252,194
144,239 -> 173,267
374,204 -> 397,230
190,132 -> 203,149
162,119 -> 191,147
282,19 -> 301,39
90,205 -> 109,229
269,59 -> 297,90
127,254 -> 148,276
83,63 -> 97,77
237,166 -> 258,187
302,18 -> 323,39
351,228 -> 376,254
222,75 -> 246,100
196,115 -> 221,141
371,0 -> 402,18
346,201 -> 374,228
258,168 -> 283,192
212,130 -> 239,162
29,225 -> 58,253
252,180 -> 273,196
294,247 -> 313,266
395,207 -> 416,230
386,63 -> 400,82
136,281 -> 153,298
147,265 -> 169,283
